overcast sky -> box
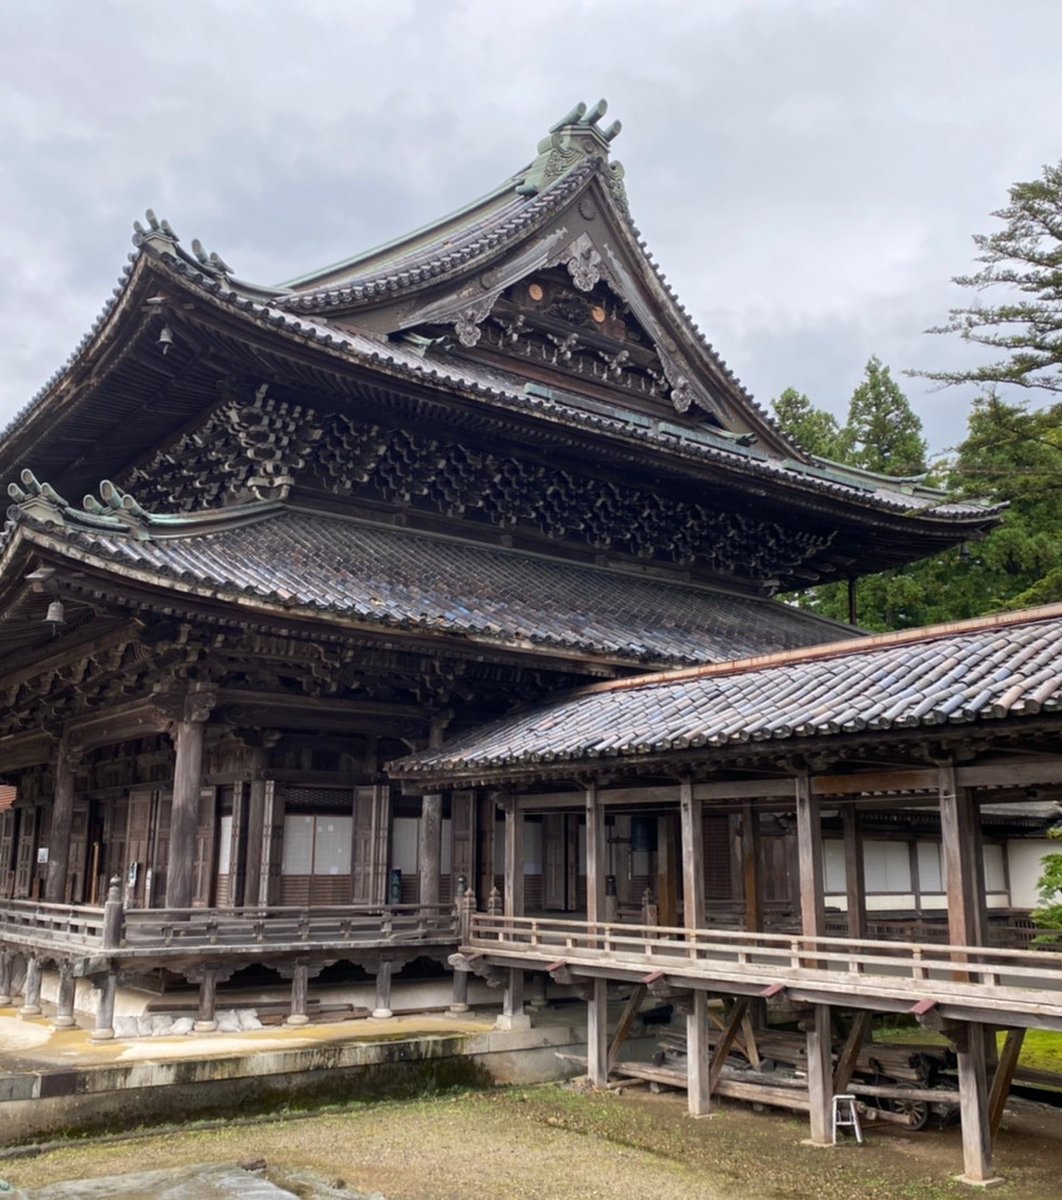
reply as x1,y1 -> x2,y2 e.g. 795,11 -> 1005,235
1,0 -> 1059,458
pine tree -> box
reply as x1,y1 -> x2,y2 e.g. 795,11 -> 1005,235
922,160 -> 1062,396
839,357 -> 927,476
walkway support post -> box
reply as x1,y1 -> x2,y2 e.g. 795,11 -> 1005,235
795,769 -> 831,1145
587,977 -> 608,1088
687,988 -> 711,1116
956,1020 -> 994,1184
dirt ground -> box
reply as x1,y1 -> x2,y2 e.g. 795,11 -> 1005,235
3,1084 -> 1062,1200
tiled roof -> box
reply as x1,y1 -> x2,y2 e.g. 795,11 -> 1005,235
4,489 -> 851,667
391,606 -> 1062,780
278,159 -> 599,313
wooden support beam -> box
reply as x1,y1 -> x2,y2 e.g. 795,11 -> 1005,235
956,1021 -> 995,1184
419,793 -> 443,906
988,1028 -> 1025,1139
833,1010 -> 873,1093
373,960 -> 394,1019
503,798 -> 524,920
45,742 -> 81,903
709,998 -> 750,1092
91,970 -> 118,1042
164,691 -> 214,910
680,781 -> 704,932
657,814 -> 678,929
608,984 -> 647,1070
195,966 -> 219,1033
795,772 -> 824,942
842,808 -> 866,942
687,989 -> 711,1116
740,803 -> 763,933
585,783 -> 606,930
939,764 -> 984,958
805,1004 -> 833,1146
587,977 -> 609,1088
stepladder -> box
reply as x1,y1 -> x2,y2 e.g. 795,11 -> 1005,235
832,1093 -> 863,1144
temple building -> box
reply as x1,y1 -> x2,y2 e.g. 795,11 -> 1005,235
2,101 -> 1057,1182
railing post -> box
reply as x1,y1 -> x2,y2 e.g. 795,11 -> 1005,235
458,887 -> 476,945
102,876 -> 124,950
487,885 -> 503,940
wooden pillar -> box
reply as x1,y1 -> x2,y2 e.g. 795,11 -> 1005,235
585,783 -> 606,931
680,781 -> 704,932
419,793 -> 443,907
956,1021 -> 994,1184
19,954 -> 42,1018
586,977 -> 609,1088
258,781 -> 284,906
657,814 -> 678,928
45,742 -> 81,903
795,771 -> 825,941
740,803 -> 763,932
939,764 -> 983,950
195,967 -> 219,1032
497,968 -> 529,1030
287,962 -> 310,1026
503,797 -> 524,919
373,960 -> 394,1019
842,807 -> 867,941
805,1003 -> 833,1145
243,768 -> 269,907
54,960 -> 77,1028
0,949 -> 13,1005
795,770 -> 831,1144
165,692 -> 214,910
449,967 -> 470,1015
91,970 -> 118,1041
686,989 -> 711,1116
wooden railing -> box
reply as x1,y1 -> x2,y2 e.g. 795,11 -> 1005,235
467,913 -> 1062,1003
121,903 -> 456,950
0,898 -> 456,955
0,897 -> 107,946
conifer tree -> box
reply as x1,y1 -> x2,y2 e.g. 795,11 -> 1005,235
771,387 -> 842,459
839,357 -> 927,476
922,160 -> 1062,396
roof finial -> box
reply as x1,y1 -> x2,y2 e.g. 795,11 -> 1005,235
517,100 -> 621,197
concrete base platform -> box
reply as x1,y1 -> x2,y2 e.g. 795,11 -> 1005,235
0,1001 -> 610,1146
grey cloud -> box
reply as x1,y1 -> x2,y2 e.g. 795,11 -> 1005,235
1,0 -> 1060,455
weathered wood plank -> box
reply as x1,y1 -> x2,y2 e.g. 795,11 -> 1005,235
988,1028 -> 1025,1138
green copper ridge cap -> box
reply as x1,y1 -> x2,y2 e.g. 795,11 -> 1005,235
515,99 -> 621,197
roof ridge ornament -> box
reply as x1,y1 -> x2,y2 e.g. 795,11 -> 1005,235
132,209 -> 234,278
516,99 -> 623,199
